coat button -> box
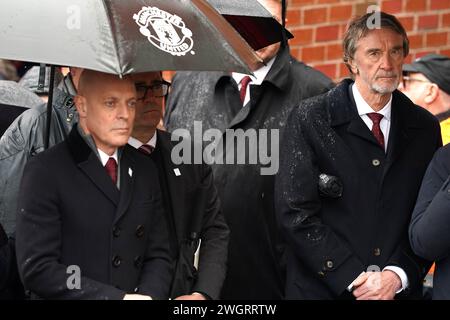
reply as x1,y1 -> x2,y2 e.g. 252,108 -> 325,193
135,225 -> 145,238
134,287 -> 139,293
374,248 -> 381,256
112,226 -> 121,238
372,159 -> 381,166
134,256 -> 143,268
65,98 -> 73,107
112,255 -> 122,267
326,260 -> 334,269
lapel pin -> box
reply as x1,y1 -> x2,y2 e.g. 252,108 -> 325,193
174,168 -> 181,176
128,167 -> 133,177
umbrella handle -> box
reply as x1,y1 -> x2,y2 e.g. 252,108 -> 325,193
44,65 -> 56,149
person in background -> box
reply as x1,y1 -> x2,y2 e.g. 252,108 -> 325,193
128,72 -> 229,300
164,0 -> 334,300
399,54 -> 450,144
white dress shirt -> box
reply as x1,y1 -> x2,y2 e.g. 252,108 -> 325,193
349,84 -> 409,293
128,133 -> 157,150
97,148 -> 120,189
97,148 -> 118,166
352,84 -> 392,152
232,56 -> 276,107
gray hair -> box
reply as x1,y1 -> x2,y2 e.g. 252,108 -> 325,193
343,11 -> 409,75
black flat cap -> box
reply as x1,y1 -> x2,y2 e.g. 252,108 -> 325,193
403,54 -> 450,95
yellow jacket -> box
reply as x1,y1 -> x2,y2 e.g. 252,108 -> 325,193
441,118 -> 450,145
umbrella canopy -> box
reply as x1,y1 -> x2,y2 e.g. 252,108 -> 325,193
0,0 -> 261,75
208,0 -> 293,50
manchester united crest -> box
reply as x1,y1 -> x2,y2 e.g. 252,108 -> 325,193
133,6 -> 194,57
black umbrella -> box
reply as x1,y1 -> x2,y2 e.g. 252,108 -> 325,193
0,0 -> 260,75
208,0 -> 293,50
0,0 -> 263,147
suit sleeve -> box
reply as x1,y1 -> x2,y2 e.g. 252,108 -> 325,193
16,156 -> 125,300
409,146 -> 450,261
191,163 -> 230,300
275,105 -> 365,296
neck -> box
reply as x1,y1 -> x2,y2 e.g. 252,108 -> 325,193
132,127 -> 156,144
99,146 -> 116,156
355,81 -> 391,112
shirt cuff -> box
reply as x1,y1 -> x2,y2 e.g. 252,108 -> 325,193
383,266 -> 409,293
347,271 -> 366,291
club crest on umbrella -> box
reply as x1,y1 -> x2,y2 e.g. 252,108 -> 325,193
133,6 -> 195,57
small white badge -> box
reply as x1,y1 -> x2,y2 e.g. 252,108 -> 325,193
174,168 -> 181,176
133,6 -> 195,57
128,168 -> 133,177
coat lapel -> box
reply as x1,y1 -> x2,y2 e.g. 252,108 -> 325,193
383,92 -> 416,174
67,126 -> 120,206
330,80 -> 386,149
78,154 -> 120,206
114,146 -> 135,223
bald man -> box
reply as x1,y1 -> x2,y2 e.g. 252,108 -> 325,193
15,70 -> 173,300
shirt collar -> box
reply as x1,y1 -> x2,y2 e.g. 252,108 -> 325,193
232,56 -> 276,86
97,148 -> 118,167
128,133 -> 157,149
352,84 -> 392,121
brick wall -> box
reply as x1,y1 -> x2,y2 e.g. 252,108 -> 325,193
286,0 -> 450,83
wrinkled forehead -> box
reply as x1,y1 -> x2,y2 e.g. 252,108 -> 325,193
356,28 -> 404,51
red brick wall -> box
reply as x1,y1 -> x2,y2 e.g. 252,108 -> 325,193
286,0 -> 450,82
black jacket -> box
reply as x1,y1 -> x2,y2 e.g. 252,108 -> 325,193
275,79 -> 442,299
15,127 -> 173,299
409,144 -> 450,299
149,130 -> 229,300
165,47 -> 334,299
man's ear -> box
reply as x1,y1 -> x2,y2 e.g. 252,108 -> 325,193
349,59 -> 358,75
74,95 -> 87,117
424,83 -> 439,104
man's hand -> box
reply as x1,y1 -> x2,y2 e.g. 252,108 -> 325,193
174,293 -> 207,300
123,294 -> 152,300
352,270 -> 402,300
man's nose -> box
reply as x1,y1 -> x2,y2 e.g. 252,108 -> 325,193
380,53 -> 394,70
117,103 -> 131,119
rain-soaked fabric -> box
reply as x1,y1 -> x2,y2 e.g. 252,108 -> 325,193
165,47 -> 334,299
0,75 -> 77,236
0,0 -> 259,75
275,79 -> 441,299
0,80 -> 42,108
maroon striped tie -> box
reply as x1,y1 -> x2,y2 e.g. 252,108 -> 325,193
138,144 -> 154,155
239,76 -> 252,104
367,112 -> 385,150
105,157 -> 117,184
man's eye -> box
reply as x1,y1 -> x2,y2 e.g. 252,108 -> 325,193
128,100 -> 137,108
105,100 -> 115,107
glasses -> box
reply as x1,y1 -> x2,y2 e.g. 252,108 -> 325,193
401,76 -> 431,89
135,81 -> 171,100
